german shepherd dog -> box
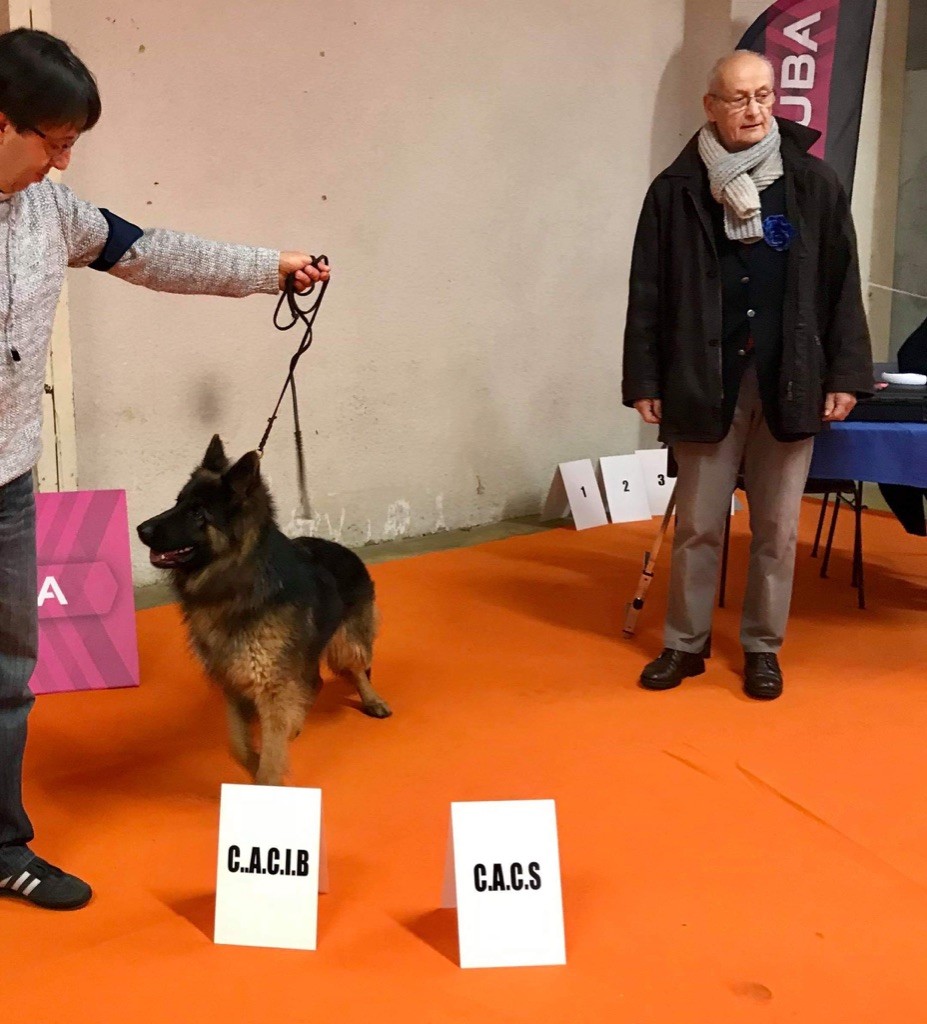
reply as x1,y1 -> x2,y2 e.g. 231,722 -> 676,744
136,435 -> 392,786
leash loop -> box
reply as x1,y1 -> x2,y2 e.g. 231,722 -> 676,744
256,255 -> 329,517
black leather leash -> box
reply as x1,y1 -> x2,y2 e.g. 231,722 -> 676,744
257,255 -> 329,518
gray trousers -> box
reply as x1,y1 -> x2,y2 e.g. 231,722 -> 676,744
0,471 -> 37,850
664,367 -> 814,655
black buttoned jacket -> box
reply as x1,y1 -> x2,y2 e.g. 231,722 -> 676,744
621,118 -> 873,443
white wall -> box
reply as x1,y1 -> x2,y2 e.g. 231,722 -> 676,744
50,0 -> 905,585
851,0 -> 909,358
889,0 -> 927,355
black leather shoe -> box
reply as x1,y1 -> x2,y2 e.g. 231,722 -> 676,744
743,652 -> 783,700
640,648 -> 706,690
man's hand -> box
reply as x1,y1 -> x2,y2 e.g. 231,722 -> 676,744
278,251 -> 331,292
822,392 -> 856,422
634,398 -> 662,425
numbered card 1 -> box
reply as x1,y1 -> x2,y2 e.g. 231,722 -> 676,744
541,459 -> 609,531
214,784 -> 328,951
600,455 -> 652,523
442,799 -> 566,969
634,448 -> 672,516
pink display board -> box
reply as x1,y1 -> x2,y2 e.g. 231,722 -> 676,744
31,490 -> 140,695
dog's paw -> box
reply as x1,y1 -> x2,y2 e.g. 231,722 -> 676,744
362,698 -> 393,719
254,771 -> 285,786
231,748 -> 260,778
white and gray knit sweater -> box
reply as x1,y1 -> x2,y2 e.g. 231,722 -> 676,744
0,179 -> 280,487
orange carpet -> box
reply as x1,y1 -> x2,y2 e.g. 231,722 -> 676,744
7,501 -> 927,1022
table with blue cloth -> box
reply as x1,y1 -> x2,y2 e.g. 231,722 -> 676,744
809,422 -> 927,487
806,422 -> 927,608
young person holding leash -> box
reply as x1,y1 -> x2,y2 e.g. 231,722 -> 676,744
0,27 -> 330,911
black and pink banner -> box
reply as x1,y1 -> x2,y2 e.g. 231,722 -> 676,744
737,0 -> 878,197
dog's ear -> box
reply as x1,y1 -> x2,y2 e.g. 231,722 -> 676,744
224,450 -> 261,498
202,434 -> 229,473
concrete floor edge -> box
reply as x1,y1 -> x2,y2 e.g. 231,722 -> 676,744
133,487 -> 891,612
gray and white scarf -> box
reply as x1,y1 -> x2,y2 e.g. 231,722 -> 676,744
697,118 -> 783,243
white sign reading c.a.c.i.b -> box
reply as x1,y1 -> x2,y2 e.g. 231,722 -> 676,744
213,783 -> 328,951
442,799 -> 566,969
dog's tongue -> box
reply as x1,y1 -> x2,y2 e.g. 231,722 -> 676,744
149,548 -> 192,568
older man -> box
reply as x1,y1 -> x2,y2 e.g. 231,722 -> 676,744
622,50 -> 872,700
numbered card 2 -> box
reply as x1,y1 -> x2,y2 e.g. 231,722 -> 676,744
600,455 -> 652,523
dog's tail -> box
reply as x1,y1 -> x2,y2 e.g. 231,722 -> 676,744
324,598 -> 378,674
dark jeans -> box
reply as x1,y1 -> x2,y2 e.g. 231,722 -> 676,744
0,471 -> 37,850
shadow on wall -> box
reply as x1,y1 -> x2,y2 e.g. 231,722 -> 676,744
628,1 -> 751,452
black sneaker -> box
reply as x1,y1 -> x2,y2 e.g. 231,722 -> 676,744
0,849 -> 92,910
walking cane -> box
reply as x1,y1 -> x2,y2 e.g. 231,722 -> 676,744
622,483 -> 676,638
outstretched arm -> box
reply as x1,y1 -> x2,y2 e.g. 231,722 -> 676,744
49,181 -> 329,297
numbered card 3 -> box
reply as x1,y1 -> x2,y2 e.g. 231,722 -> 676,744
634,448 -> 673,516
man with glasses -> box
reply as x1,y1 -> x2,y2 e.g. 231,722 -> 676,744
0,27 -> 330,911
622,50 -> 872,699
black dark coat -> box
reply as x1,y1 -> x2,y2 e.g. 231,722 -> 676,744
621,118 -> 873,443
898,315 -> 927,375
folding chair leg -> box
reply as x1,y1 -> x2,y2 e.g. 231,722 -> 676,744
851,503 -> 860,588
853,481 -> 866,610
811,493 -> 830,558
821,494 -> 841,579
719,506 -> 731,608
